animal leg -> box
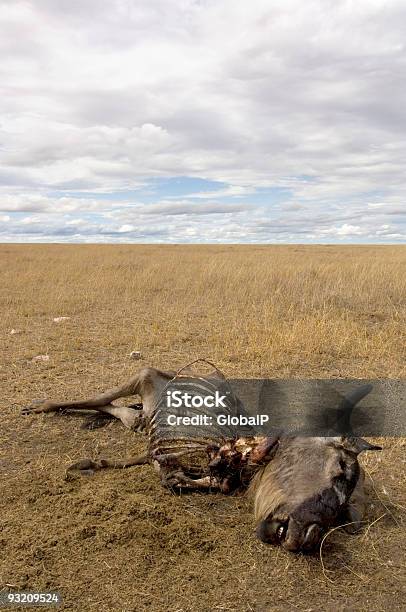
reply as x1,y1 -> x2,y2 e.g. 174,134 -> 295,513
66,452 -> 149,476
163,471 -> 219,490
22,367 -> 175,429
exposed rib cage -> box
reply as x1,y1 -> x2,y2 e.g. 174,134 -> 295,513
146,363 -> 275,491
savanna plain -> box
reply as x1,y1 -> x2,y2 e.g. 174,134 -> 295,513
0,244 -> 405,611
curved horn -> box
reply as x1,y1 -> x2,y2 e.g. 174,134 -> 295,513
335,385 -> 381,453
334,384 -> 373,433
337,384 -> 373,412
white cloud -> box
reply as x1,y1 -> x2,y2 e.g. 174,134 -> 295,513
168,185 -> 256,199
139,201 -> 251,215
0,0 -> 405,241
333,224 -> 364,237
0,193 -> 120,213
118,224 -> 136,233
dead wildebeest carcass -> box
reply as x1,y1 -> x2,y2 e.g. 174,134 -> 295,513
23,360 -> 381,554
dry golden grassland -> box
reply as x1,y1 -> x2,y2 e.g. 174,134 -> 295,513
1,244 -> 405,612
2,244 -> 405,378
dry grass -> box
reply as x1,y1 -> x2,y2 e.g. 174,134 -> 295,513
1,244 -> 405,379
0,244 -> 405,612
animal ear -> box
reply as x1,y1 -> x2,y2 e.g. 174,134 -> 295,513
343,437 -> 382,454
355,438 -> 382,453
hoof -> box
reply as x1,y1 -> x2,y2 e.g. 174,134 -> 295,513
128,402 -> 143,410
131,415 -> 148,433
67,458 -> 101,472
21,399 -> 49,415
81,414 -> 114,430
65,469 -> 95,480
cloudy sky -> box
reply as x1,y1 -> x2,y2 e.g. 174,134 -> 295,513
0,0 -> 405,243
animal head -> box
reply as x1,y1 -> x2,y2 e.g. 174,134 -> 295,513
250,385 -> 381,553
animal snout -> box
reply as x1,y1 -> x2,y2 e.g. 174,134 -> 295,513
256,518 -> 288,546
256,517 -> 324,553
283,521 -> 324,552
